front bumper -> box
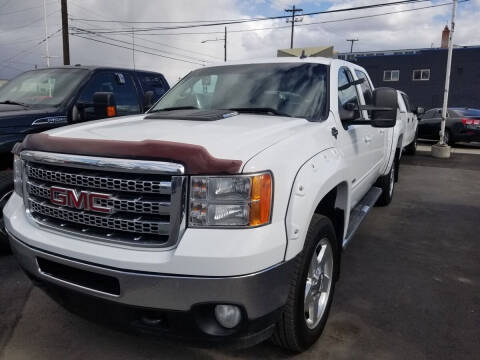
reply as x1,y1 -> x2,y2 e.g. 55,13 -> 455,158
9,233 -> 295,345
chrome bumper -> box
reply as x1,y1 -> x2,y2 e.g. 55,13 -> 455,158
9,232 -> 293,320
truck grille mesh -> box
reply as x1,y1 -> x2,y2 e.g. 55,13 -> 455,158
24,159 -> 185,247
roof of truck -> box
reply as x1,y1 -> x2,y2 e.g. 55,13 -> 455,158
208,57 -> 336,67
26,65 -> 164,75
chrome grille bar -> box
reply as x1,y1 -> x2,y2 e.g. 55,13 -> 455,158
26,164 -> 172,194
27,181 -> 171,215
21,151 -> 186,248
29,199 -> 169,235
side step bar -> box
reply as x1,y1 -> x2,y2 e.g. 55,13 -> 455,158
342,186 -> 382,248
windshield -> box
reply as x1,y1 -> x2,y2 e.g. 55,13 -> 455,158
0,68 -> 88,108
150,63 -> 328,119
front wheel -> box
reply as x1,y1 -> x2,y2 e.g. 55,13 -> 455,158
272,214 -> 338,352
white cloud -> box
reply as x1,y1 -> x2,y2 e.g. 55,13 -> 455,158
1,0 -> 479,83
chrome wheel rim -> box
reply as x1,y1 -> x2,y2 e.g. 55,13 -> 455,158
304,238 -> 333,329
389,164 -> 395,197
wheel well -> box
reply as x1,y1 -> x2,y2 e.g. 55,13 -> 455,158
313,184 -> 346,255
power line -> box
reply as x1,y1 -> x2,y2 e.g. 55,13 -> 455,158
71,34 -> 205,66
0,1 -> 56,16
68,0 -> 434,33
73,1 -> 465,37
0,28 -> 62,71
71,27 -> 212,63
68,2 -> 223,61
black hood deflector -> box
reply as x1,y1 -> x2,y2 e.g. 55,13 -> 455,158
144,109 -> 238,121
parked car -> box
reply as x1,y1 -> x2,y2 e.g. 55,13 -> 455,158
397,90 -> 422,155
0,66 -> 169,250
6,58 -> 407,352
418,107 -> 480,145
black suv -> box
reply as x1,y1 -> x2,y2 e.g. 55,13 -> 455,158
0,66 -> 169,246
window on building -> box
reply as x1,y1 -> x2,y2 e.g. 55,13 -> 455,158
383,70 -> 399,82
412,69 -> 430,81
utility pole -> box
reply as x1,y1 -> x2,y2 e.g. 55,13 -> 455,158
201,27 -> 227,62
224,26 -> 227,62
61,0 -> 70,65
132,27 -> 136,70
347,39 -> 359,53
42,0 -> 51,66
285,5 -> 303,49
432,0 -> 457,158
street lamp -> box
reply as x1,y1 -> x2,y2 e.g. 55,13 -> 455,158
201,26 -> 227,62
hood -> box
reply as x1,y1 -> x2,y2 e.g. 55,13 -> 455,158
46,113 -> 309,163
0,105 -> 60,128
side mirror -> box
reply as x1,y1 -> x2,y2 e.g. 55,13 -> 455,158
414,106 -> 425,116
143,90 -> 154,111
371,87 -> 397,128
93,92 -> 116,118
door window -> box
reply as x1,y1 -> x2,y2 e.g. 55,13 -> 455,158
338,67 -> 361,121
78,71 -> 140,118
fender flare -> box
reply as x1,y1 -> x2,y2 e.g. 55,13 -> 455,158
284,148 -> 350,261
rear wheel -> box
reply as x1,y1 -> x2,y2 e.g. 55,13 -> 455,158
404,131 -> 417,155
272,214 -> 338,352
375,158 -> 396,206
444,129 -> 454,146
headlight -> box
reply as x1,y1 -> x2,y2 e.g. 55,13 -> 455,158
189,172 -> 272,227
13,154 -> 24,196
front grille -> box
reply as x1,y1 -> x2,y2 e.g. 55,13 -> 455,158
23,153 -> 186,248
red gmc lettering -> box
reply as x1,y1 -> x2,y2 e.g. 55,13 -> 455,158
50,186 -> 112,214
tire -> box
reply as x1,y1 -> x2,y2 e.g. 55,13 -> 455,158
375,157 -> 396,207
0,170 -> 13,254
272,214 -> 338,352
404,131 -> 417,156
444,129 -> 454,146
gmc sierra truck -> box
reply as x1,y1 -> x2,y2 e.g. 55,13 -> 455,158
5,58 -> 406,352
0,66 -> 169,247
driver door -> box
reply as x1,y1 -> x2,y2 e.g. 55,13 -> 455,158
335,67 -> 379,208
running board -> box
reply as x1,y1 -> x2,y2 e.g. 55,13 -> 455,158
342,186 -> 382,248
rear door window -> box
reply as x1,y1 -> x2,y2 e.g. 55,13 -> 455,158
138,72 -> 168,100
401,94 -> 411,112
354,70 -> 373,106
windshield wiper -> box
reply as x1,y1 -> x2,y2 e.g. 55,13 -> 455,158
225,107 -> 291,117
150,106 -> 199,113
0,100 -> 29,108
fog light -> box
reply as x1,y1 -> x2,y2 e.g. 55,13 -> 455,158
214,304 -> 242,329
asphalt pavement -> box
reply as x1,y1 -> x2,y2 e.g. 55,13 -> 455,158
0,152 -> 479,360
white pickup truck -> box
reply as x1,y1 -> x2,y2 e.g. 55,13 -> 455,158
5,58 -> 407,352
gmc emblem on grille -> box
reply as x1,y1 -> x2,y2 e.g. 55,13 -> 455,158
50,186 -> 112,214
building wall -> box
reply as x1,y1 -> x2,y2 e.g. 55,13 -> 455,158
349,47 -> 480,110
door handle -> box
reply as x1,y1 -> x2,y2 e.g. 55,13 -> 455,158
379,129 -> 385,134
364,136 -> 372,144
